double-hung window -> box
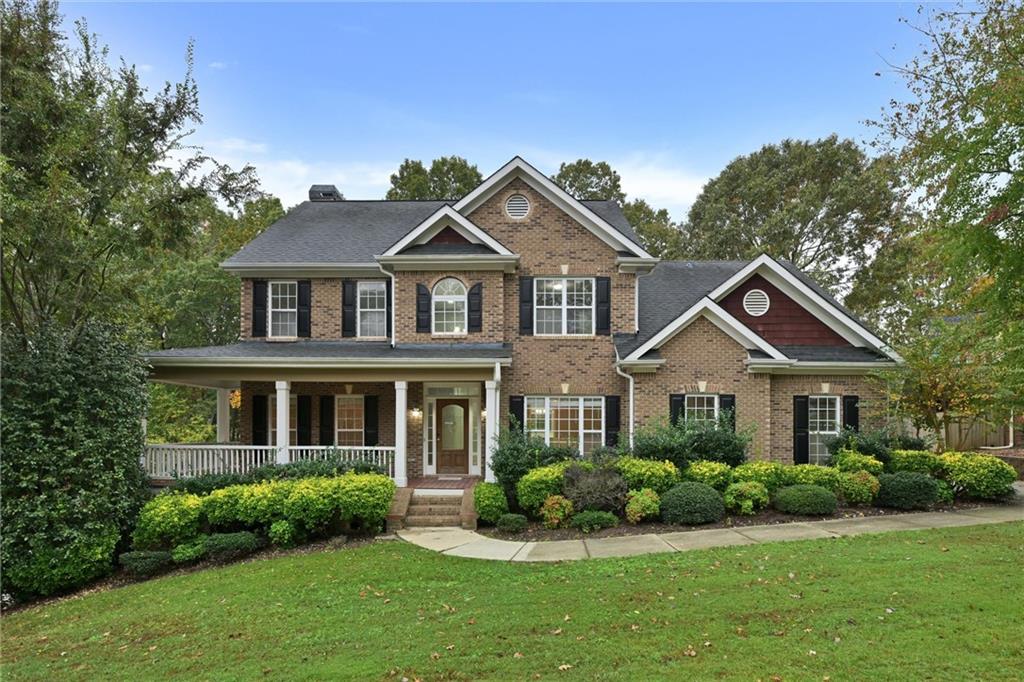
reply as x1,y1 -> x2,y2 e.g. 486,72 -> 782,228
525,396 -> 604,455
432,278 -> 467,335
269,281 -> 298,337
808,396 -> 840,465
534,277 -> 594,335
335,395 -> 364,446
684,394 -> 718,424
267,395 -> 298,445
357,281 -> 387,338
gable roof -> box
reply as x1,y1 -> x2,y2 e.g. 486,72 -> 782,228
454,157 -> 655,259
221,198 -> 641,269
383,205 -> 513,256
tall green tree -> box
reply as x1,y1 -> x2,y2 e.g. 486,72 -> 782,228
681,136 -> 907,294
623,198 -> 684,259
554,159 -> 626,203
0,0 -> 260,340
385,156 -> 482,200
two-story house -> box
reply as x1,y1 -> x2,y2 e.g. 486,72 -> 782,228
145,157 -> 900,488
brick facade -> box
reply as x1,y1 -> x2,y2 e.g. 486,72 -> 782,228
393,270 -> 505,343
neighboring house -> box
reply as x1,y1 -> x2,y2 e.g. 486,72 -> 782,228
145,157 -> 900,487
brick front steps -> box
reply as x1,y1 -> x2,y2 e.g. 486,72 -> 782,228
404,494 -> 464,528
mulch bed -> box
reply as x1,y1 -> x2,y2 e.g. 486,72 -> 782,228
477,501 -> 994,542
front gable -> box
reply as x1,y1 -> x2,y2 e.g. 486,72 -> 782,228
382,205 -> 513,257
719,273 -> 849,346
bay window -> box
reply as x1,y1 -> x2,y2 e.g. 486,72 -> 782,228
525,396 -> 604,455
534,277 -> 594,336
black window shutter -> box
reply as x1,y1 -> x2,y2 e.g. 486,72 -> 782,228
251,394 -> 268,445
468,283 -> 483,333
719,394 -> 736,432
363,395 -> 379,446
251,280 -> 267,337
385,278 -> 393,338
793,395 -> 810,464
669,394 -> 686,426
297,280 -> 312,338
595,276 -> 611,335
296,395 -> 312,445
604,395 -> 621,447
319,395 -> 334,445
843,395 -> 860,432
509,395 -> 525,430
416,284 -> 431,333
342,280 -> 356,337
518,277 -> 533,335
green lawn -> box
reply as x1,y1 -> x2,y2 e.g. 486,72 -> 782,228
4,523 -> 1023,681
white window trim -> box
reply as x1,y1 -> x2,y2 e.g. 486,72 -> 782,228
355,280 -> 387,339
808,395 -> 841,465
684,394 -> 719,423
268,280 -> 299,339
524,396 -> 605,456
533,277 -> 596,337
334,394 -> 365,446
431,278 -> 468,336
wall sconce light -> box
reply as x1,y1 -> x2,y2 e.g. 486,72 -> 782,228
410,407 -> 422,418
481,409 -> 487,420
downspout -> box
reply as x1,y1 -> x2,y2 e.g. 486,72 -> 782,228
614,350 -> 635,449
378,262 -> 397,348
980,410 -> 1015,450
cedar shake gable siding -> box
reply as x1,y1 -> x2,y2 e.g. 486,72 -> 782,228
719,273 -> 849,347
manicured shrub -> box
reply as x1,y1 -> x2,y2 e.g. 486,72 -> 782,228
723,481 -> 769,515
631,416 -> 749,469
540,495 -> 574,529
491,420 -> 572,505
660,482 -> 725,525
204,532 -> 263,562
570,510 -> 619,533
682,460 -> 733,491
935,479 -> 955,505
496,513 -> 528,534
172,472 -> 250,496
825,428 -> 892,465
269,520 -> 299,548
876,472 -> 939,510
171,459 -> 390,496
516,461 -> 576,515
938,452 -> 1017,500
782,464 -> 841,492
837,471 -> 880,506
133,493 -> 203,550
283,479 -> 337,532
732,461 -> 787,493
171,537 -> 209,564
888,449 -> 944,475
473,483 -> 509,525
832,449 -> 884,476
2,323 -> 150,598
773,485 -> 837,516
615,457 -> 679,494
625,488 -> 661,524
563,464 -> 627,513
119,551 -> 173,578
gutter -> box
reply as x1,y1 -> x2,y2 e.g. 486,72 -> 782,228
378,262 -> 397,348
613,349 -> 635,449
146,356 -> 514,369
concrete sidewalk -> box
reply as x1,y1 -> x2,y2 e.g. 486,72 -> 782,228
397,503 -> 1024,562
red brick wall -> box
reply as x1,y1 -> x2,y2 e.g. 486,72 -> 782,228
393,270 -> 505,344
720,273 -> 849,346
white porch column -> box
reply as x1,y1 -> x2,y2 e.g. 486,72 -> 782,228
484,379 -> 498,483
394,381 -> 408,487
216,388 -> 231,443
275,380 -> 290,465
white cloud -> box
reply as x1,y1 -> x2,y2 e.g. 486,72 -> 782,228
612,154 -> 708,222
212,137 -> 269,155
138,63 -> 154,73
208,61 -> 228,70
243,158 -> 396,208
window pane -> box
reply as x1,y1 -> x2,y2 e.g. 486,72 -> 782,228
566,278 -> 593,306
535,279 -> 564,307
358,282 -> 386,309
359,311 -> 386,337
525,397 -> 546,437
807,397 -> 839,465
685,395 -> 717,423
549,398 -> 580,448
434,278 -> 466,297
535,308 -> 562,335
433,299 -> 466,334
271,311 -> 297,337
335,396 -> 364,446
566,308 -> 592,335
441,404 -> 465,450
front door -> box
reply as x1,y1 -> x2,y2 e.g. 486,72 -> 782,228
436,398 -> 469,474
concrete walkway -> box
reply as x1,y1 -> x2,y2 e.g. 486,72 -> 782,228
397,500 -> 1024,562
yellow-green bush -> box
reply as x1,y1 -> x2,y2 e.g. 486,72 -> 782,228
889,449 -> 944,476
132,493 -> 203,550
625,488 -> 660,524
615,457 -> 680,493
832,449 -> 884,476
782,464 -> 841,492
938,452 -> 1017,500
838,470 -> 880,505
732,461 -> 787,493
516,461 -> 580,515
473,482 -> 509,525
682,460 -> 733,491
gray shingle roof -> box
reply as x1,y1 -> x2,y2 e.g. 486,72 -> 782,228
775,345 -> 889,362
399,243 -> 497,255
146,341 -> 511,361
222,199 -> 641,266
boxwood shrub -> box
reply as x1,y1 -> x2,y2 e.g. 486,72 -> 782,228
625,488 -> 660,524
732,461 -> 787,493
660,482 -> 725,525
269,519 -> 300,548
832,449 -> 884,476
119,551 -> 174,577
516,461 -> 579,515
782,464 -> 842,492
171,536 -> 209,564
837,471 -> 880,506
473,482 -> 509,525
204,532 -> 263,562
496,513 -> 528,533
682,460 -> 733,491
875,472 -> 939,510
723,481 -> 769,515
570,510 -> 619,533
615,457 -> 679,493
169,458 -> 388,495
773,485 -> 837,515
938,452 -> 1017,500
133,493 -> 204,550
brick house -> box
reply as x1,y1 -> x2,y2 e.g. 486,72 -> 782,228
145,157 -> 900,488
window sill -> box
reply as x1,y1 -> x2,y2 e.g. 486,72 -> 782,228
355,336 -> 389,341
431,334 -> 468,340
266,336 -> 299,343
531,334 -> 597,340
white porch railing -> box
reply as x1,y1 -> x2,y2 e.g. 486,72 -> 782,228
143,443 -> 396,480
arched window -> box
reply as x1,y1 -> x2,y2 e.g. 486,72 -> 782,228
432,278 -> 467,334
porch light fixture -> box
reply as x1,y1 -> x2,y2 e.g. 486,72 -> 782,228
480,409 -> 487,420
410,407 -> 422,418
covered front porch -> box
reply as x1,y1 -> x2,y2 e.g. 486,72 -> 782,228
144,344 -> 511,487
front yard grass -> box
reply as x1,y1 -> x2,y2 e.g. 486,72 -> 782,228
3,522 -> 1023,680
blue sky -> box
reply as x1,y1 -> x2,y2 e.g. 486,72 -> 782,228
66,2 -> 934,218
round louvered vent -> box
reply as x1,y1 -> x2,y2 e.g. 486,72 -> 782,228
505,193 -> 530,219
743,289 -> 770,317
